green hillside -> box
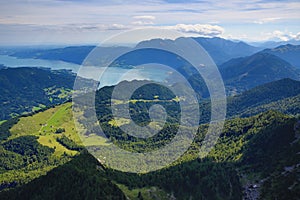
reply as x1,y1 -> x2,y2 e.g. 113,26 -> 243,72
103,110 -> 299,200
0,103 -> 83,191
0,67 -> 75,120
196,78 -> 300,124
0,97 -> 299,199
0,77 -> 299,199
0,153 -> 126,200
227,78 -> 300,117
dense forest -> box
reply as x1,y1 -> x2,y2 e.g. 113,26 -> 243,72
0,153 -> 126,200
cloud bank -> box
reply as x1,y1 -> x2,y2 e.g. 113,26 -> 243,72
267,30 -> 300,41
167,24 -> 225,37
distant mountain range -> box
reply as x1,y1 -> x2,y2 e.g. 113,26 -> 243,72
137,37 -> 262,65
11,46 -> 95,65
251,39 -> 300,48
5,38 -> 300,70
192,37 -> 262,64
134,40 -> 300,95
220,52 -> 300,93
8,37 -> 262,66
261,44 -> 300,68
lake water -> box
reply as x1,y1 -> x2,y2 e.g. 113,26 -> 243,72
0,55 -> 80,71
0,55 -> 171,88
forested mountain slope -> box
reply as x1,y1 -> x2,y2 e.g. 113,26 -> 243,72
0,103 -> 298,199
0,67 -> 75,120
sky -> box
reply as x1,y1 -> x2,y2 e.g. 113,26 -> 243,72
0,0 -> 299,45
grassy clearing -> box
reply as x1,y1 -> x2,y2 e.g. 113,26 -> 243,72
58,88 -> 72,99
81,134 -> 110,147
10,105 -> 63,137
9,103 -> 81,156
9,102 -> 110,156
38,135 -> 78,156
44,87 -> 72,99
32,104 -> 46,112
117,184 -> 171,200
108,118 -> 131,127
0,165 -> 57,186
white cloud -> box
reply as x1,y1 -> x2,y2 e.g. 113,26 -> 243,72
166,24 -> 225,37
133,15 -> 156,20
108,24 -> 127,30
55,23 -> 128,31
294,32 -> 300,40
0,0 -> 299,44
272,30 -> 290,41
132,15 -> 155,26
253,17 -> 281,24
265,30 -> 300,41
132,21 -> 154,25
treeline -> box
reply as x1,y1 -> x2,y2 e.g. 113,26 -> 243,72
56,135 -> 84,151
106,159 -> 242,200
0,135 -> 73,191
0,117 -> 19,141
3,136 -> 54,163
0,153 -> 126,200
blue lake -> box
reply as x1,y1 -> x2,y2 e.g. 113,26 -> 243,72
0,55 -> 171,88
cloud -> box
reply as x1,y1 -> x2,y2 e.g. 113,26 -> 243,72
132,15 -> 155,26
163,0 -> 206,3
133,15 -> 156,20
0,23 -> 128,33
271,30 -> 290,41
166,24 -> 224,37
266,30 -> 300,41
294,33 -> 300,40
67,23 -> 128,31
132,21 -> 154,25
256,0 -> 300,3
254,17 -> 280,24
0,0 -> 299,44
107,24 -> 127,30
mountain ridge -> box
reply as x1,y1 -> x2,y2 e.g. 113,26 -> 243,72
7,37 -> 261,66
261,44 -> 300,68
220,52 -> 300,93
